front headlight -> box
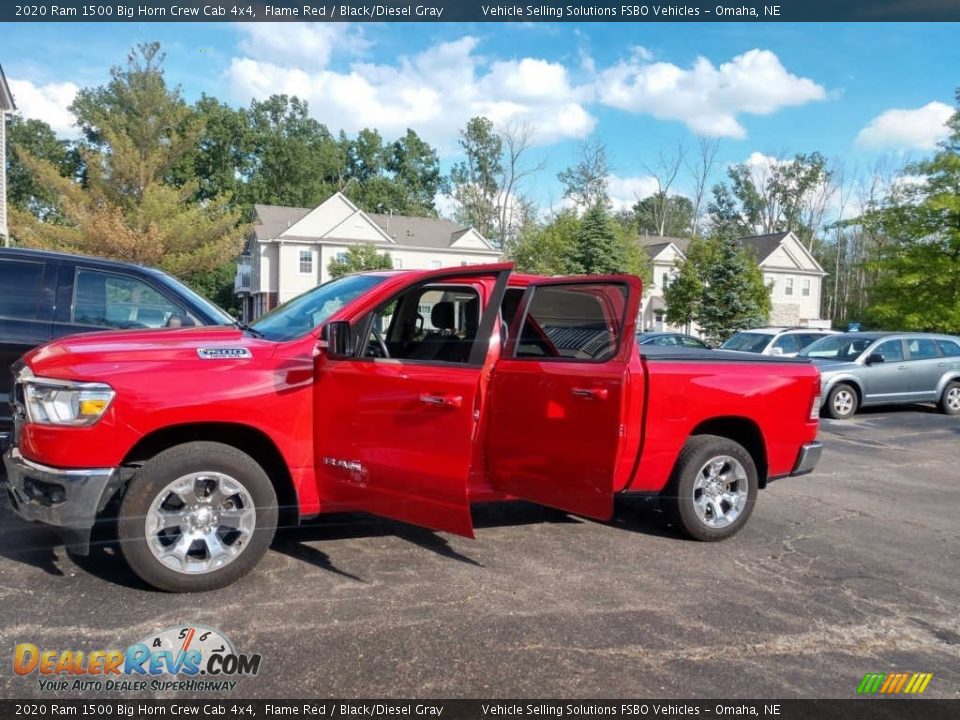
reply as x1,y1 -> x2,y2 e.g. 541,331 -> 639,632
23,377 -> 116,426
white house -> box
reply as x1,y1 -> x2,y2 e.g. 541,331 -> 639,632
639,230 -> 829,333
741,231 -> 829,329
235,192 -> 502,321
638,236 -> 692,333
0,64 -> 15,245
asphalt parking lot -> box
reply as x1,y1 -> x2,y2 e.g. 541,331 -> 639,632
1,406 -> 959,700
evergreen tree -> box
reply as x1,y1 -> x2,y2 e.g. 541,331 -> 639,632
570,202 -> 627,274
9,43 -> 245,283
697,231 -> 771,344
327,244 -> 394,279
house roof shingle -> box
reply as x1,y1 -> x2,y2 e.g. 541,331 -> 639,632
738,232 -> 791,263
638,235 -> 692,258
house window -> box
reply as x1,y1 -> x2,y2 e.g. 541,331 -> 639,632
393,258 -> 403,269
335,251 -> 348,263
784,277 -> 794,296
802,278 -> 811,297
430,260 -> 442,269
661,272 -> 669,289
299,250 -> 313,274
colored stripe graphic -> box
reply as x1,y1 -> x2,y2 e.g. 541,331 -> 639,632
857,672 -> 933,694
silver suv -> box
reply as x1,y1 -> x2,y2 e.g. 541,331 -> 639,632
799,332 -> 960,419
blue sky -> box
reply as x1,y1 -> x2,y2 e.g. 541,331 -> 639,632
2,21 -> 957,213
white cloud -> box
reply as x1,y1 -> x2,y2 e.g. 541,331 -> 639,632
228,31 -> 595,150
855,101 -> 953,151
597,49 -> 826,138
238,22 -> 368,70
606,174 -> 661,212
8,79 -> 79,136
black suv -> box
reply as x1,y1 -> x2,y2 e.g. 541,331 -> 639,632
0,247 -> 234,445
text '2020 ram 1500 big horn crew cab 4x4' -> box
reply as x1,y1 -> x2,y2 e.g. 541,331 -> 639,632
3,265 -> 823,591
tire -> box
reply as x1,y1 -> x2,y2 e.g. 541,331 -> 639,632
118,441 -> 278,592
940,380 -> 960,416
664,434 -> 758,542
825,383 -> 858,420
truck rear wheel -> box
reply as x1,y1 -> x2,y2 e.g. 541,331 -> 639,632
118,441 -> 278,592
665,435 -> 758,541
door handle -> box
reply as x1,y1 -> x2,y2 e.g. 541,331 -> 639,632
571,387 -> 609,400
419,393 -> 463,408
938,362 -> 947,367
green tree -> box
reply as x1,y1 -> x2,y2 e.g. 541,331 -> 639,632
862,90 -> 960,333
450,117 -> 503,241
9,42 -> 245,285
696,232 -> 772,344
570,202 -> 628,275
664,237 -> 715,328
243,95 -> 344,208
4,115 -> 81,221
558,138 -> 609,209
509,209 -> 579,275
327,243 -> 394,279
725,151 -> 831,247
633,193 -> 695,237
174,95 -> 253,205
385,129 -> 445,216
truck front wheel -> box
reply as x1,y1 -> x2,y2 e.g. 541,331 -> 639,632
118,441 -> 278,592
666,435 -> 758,541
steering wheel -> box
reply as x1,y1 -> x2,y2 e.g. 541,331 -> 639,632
367,326 -> 390,358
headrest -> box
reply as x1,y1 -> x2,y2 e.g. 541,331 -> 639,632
464,298 -> 480,337
431,301 -> 455,330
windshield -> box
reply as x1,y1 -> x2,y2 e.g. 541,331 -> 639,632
720,332 -> 771,353
799,335 -> 875,361
251,274 -> 388,341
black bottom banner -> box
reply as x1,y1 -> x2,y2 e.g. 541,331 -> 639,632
2,700 -> 959,720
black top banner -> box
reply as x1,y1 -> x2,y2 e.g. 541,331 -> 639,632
4,0 -> 960,23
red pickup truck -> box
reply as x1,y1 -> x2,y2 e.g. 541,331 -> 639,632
3,264 -> 822,592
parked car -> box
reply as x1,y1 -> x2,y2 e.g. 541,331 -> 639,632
720,327 -> 836,357
0,248 -> 235,447
637,331 -> 711,349
799,332 -> 960,419
3,264 -> 822,591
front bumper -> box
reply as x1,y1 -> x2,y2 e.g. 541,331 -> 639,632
2,447 -> 120,554
790,441 -> 823,476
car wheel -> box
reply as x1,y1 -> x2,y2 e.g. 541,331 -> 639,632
665,434 -> 758,541
118,441 -> 278,592
825,383 -> 858,419
940,381 -> 960,416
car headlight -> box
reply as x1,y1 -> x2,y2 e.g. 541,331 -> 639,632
23,377 -> 116,426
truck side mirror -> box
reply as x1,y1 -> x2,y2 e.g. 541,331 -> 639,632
865,352 -> 884,365
322,321 -> 353,359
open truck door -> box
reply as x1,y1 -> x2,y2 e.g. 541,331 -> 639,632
485,276 -> 642,520
313,266 -> 511,537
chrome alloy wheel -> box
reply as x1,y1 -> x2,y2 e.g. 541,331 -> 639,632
145,472 -> 257,575
947,386 -> 960,412
832,388 -> 855,416
692,455 -> 749,529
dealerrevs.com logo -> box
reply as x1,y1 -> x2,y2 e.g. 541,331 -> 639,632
13,626 -> 261,693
